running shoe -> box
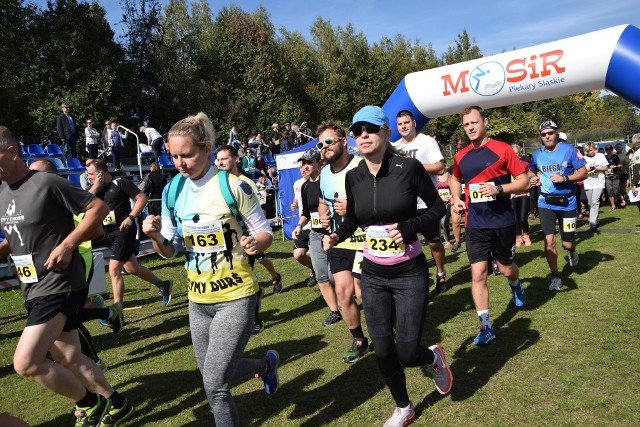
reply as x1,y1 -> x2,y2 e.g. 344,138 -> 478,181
450,242 -> 461,253
322,310 -> 342,326
98,398 -> 134,427
252,321 -> 264,336
549,276 -> 562,291
589,225 -> 598,233
473,325 -> 496,346
425,344 -> 453,395
159,280 -> 173,306
510,279 -> 526,307
435,271 -> 447,294
343,338 -> 369,363
306,275 -> 318,288
272,273 -> 283,294
567,249 -> 579,267
383,401 -> 415,427
75,394 -> 110,427
92,294 -> 105,309
528,212 -> 536,220
258,350 -> 280,395
109,304 -> 123,334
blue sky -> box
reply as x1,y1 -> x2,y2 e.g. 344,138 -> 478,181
31,0 -> 640,56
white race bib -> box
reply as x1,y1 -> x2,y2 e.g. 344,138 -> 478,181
103,210 -> 116,226
310,212 -> 323,231
183,220 -> 226,253
438,189 -> 451,198
366,226 -> 405,258
12,254 -> 38,284
352,251 -> 364,274
469,183 -> 496,203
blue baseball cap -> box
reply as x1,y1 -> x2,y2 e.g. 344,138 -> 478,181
349,106 -> 390,130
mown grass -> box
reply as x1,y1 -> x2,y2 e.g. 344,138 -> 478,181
1,206 -> 640,426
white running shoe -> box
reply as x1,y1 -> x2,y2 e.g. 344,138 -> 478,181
383,401 -> 415,427
567,249 -> 579,267
549,276 -> 562,291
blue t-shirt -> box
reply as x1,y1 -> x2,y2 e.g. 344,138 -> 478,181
530,143 -> 586,211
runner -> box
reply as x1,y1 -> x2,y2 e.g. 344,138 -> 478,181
529,120 -> 587,291
290,160 -> 316,287
450,106 -> 529,346
323,106 -> 451,427
317,120 -> 370,363
582,142 -> 608,232
0,126 -> 134,426
142,113 -> 279,426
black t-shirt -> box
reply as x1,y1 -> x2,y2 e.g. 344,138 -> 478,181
0,171 -> 95,300
301,179 -> 325,233
147,172 -> 166,200
95,177 -> 141,229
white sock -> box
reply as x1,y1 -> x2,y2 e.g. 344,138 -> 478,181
508,278 -> 519,287
477,309 -> 490,327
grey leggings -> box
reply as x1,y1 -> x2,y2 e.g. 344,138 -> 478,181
189,297 -> 265,426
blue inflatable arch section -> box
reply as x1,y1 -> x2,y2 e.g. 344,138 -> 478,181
383,25 -> 640,141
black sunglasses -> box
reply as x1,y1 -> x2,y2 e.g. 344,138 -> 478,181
316,137 -> 342,150
352,123 -> 383,137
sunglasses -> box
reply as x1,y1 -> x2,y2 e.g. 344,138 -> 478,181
316,137 -> 342,150
540,130 -> 556,137
352,123 -> 384,137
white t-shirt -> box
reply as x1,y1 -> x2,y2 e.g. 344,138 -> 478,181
293,176 -> 311,230
392,133 -> 444,209
583,152 -> 608,190
144,127 -> 163,142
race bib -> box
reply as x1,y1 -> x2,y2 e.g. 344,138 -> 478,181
438,189 -> 451,198
587,170 -> 598,178
352,251 -> 363,274
310,212 -> 323,230
563,217 -> 577,232
469,183 -> 496,203
183,220 -> 226,253
103,211 -> 116,226
366,226 -> 405,258
12,254 -> 38,284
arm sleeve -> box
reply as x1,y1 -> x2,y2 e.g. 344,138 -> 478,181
300,181 -> 311,220
396,161 -> 445,243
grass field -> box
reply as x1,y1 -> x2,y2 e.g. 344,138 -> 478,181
1,205 -> 640,426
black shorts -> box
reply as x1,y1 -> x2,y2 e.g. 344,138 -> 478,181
539,208 -> 577,242
417,208 -> 441,243
25,288 -> 89,331
466,225 -> 516,265
293,228 -> 311,250
328,247 -> 360,278
109,227 -> 137,262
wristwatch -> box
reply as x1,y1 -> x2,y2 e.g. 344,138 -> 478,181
128,215 -> 136,222
495,185 -> 504,195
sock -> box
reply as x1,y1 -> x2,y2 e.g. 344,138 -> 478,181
567,249 -> 575,254
508,278 -> 519,287
153,276 -> 162,286
477,310 -> 491,328
349,326 -> 365,340
551,271 -> 560,278
108,390 -> 125,408
437,270 -> 446,277
76,390 -> 97,408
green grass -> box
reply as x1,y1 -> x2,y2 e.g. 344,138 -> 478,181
1,206 -> 640,426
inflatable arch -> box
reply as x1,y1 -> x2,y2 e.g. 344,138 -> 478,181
383,24 -> 640,141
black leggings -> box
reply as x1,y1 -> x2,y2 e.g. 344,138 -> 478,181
511,196 -> 530,235
529,186 -> 539,213
440,203 -> 452,241
361,264 -> 435,407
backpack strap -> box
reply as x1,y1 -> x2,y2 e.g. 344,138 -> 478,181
218,170 -> 249,236
166,174 -> 187,227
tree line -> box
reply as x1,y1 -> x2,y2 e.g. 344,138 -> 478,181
2,0 -> 638,153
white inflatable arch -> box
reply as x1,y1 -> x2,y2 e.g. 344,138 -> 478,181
383,24 -> 640,141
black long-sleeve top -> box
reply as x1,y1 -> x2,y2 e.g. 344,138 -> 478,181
334,153 -> 446,274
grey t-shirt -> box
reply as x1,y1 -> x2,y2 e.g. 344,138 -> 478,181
0,171 -> 95,300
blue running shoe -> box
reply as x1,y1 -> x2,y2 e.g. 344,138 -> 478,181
258,350 -> 279,395
510,279 -> 526,307
159,280 -> 173,306
473,325 -> 496,346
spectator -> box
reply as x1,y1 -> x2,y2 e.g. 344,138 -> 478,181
242,148 -> 260,179
107,122 -> 126,171
139,125 -> 165,163
228,126 -> 238,145
280,131 -> 292,153
138,161 -> 167,216
269,123 -> 280,155
604,144 -> 621,210
299,121 -> 312,144
85,119 -> 100,159
56,102 -> 78,158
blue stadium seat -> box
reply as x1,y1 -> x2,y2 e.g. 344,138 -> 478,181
66,157 -> 85,171
27,144 -> 47,158
263,153 -> 276,165
157,155 -> 175,170
49,158 -> 68,172
45,143 -> 64,157
67,173 -> 82,187
21,145 -> 33,157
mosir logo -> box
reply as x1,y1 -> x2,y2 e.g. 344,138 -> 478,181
470,61 -> 506,96
442,49 -> 566,97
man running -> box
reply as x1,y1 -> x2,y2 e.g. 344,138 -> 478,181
450,106 -> 529,346
0,126 -> 134,425
392,110 -> 448,293
529,120 -> 587,291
